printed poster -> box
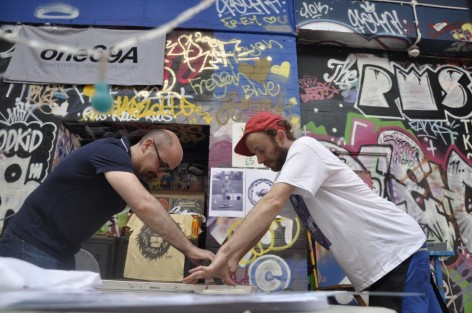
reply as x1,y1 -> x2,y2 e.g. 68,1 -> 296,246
244,168 -> 277,214
209,168 -> 244,217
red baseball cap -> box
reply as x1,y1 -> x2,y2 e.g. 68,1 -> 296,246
234,112 -> 285,156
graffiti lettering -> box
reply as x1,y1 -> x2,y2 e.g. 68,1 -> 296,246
357,63 -> 472,120
238,39 -> 283,58
323,54 -> 357,90
242,81 -> 280,99
190,70 -> 244,97
0,121 -> 55,189
29,163 -> 43,179
462,134 -> 472,151
81,90 -> 212,124
165,33 -> 220,84
348,2 -> 403,35
215,92 -> 284,125
382,132 -> 420,167
299,75 -> 339,102
216,0 -> 283,17
0,128 -> 43,154
408,120 -> 459,146
461,119 -> 472,134
167,33 -> 283,76
298,1 -> 330,19
448,160 -> 461,175
28,85 -> 68,107
82,107 -> 109,121
220,15 -> 263,29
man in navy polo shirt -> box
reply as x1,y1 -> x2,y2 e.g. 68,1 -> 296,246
0,129 -> 214,270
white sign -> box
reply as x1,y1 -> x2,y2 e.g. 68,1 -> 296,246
5,25 -> 165,86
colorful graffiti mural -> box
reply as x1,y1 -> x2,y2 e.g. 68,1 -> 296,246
0,0 -> 470,306
205,216 -> 308,292
296,0 -> 472,59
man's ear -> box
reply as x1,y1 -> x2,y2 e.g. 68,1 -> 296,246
142,138 -> 153,153
276,129 -> 286,142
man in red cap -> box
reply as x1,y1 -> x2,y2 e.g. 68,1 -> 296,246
184,112 -> 444,313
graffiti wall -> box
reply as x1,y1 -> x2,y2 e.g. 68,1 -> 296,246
298,45 -> 472,311
0,24 -> 304,291
3,0 -> 468,302
296,0 -> 472,59
0,0 -> 296,34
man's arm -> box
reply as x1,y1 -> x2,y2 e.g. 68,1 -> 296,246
183,182 -> 294,284
105,171 -> 214,264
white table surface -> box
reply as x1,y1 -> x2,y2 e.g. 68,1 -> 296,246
0,280 -> 396,313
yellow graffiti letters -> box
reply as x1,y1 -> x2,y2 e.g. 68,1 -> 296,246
242,81 -> 281,99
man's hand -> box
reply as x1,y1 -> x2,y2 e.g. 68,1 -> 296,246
182,251 -> 236,285
186,246 -> 215,266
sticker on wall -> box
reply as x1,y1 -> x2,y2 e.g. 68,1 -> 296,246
232,123 -> 264,168
248,254 -> 291,292
245,168 -> 277,215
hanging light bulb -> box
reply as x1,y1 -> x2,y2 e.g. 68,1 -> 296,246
92,81 -> 112,113
91,52 -> 113,113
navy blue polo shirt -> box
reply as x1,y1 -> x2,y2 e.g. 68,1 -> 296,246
8,137 -> 133,259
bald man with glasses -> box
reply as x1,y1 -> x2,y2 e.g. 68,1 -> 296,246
0,129 -> 214,271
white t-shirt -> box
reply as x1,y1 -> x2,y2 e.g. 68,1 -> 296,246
276,136 -> 426,291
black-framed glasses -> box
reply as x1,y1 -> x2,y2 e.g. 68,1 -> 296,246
153,142 -> 170,172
